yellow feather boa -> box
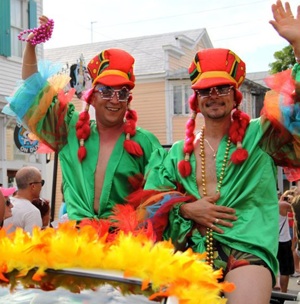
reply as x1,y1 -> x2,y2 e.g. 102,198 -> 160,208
0,221 -> 234,303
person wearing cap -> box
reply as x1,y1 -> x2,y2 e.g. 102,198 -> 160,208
0,186 -> 17,222
136,1 -> 300,302
0,186 -> 17,199
2,16 -> 162,222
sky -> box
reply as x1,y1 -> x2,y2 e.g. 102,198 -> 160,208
43,0 -> 300,73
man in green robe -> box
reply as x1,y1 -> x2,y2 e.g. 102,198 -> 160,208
141,1 -> 300,303
3,17 -> 162,222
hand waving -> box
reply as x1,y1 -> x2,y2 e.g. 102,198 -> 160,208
269,0 -> 300,47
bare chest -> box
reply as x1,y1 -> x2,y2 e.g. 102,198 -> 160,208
195,143 -> 218,197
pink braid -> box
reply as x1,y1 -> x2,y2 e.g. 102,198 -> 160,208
123,102 -> 143,157
229,108 -> 250,164
178,93 -> 199,177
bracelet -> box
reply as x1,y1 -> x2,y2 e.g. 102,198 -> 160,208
23,62 -> 37,66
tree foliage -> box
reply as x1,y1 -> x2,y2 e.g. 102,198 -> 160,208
269,45 -> 296,74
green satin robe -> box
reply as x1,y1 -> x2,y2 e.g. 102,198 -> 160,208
145,118 -> 283,278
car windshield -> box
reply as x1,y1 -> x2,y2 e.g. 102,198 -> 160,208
0,269 -> 164,304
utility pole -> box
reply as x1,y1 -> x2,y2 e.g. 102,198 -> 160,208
91,21 -> 97,43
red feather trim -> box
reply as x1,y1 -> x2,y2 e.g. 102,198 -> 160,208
126,189 -> 162,209
108,205 -> 155,240
150,195 -> 195,241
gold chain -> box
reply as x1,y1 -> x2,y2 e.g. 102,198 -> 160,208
204,138 -> 216,158
199,126 -> 231,266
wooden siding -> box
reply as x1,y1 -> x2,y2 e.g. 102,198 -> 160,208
0,59 -> 21,96
5,127 -> 14,161
132,81 -> 167,144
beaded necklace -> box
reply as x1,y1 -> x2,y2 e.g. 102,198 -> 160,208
18,19 -> 54,46
199,126 -> 231,266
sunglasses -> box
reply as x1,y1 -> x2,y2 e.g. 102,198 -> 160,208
29,179 -> 45,187
95,86 -> 130,102
6,199 -> 12,207
196,85 -> 233,98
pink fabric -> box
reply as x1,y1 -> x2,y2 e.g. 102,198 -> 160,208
0,187 -> 17,197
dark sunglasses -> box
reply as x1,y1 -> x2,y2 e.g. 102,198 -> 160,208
29,179 -> 45,187
6,199 -> 12,207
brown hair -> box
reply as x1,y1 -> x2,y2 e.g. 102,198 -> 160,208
32,198 -> 50,217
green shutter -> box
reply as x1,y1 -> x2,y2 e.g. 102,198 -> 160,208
28,0 -> 37,28
0,0 -> 11,57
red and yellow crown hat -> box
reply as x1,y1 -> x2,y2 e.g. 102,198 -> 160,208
87,48 -> 135,90
76,48 -> 142,163
189,48 -> 245,90
178,48 -> 250,177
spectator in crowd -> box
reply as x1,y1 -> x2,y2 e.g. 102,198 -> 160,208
4,166 -> 43,233
0,186 -> 17,199
277,191 -> 295,292
31,197 -> 50,229
288,185 -> 300,276
0,187 -> 17,223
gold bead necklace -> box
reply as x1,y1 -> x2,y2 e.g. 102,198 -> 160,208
199,126 -> 231,266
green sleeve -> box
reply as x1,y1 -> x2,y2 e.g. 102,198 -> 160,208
162,203 -> 193,251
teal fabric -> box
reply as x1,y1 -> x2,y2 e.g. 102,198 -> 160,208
145,119 -> 280,278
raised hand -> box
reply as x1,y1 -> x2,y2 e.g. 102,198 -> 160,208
269,0 -> 300,48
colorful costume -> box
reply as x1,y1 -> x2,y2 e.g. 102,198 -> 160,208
142,54 -> 300,282
3,50 -> 162,221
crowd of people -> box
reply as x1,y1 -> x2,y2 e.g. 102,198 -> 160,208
0,166 -> 50,233
275,187 -> 300,292
1,0 -> 300,303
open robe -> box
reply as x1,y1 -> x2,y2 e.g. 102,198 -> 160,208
2,62 -> 163,221
142,65 -> 300,281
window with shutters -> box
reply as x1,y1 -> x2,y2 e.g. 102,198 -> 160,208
0,0 -> 37,58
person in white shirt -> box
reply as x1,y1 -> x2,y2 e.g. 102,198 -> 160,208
277,191 -> 295,292
4,166 -> 43,233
